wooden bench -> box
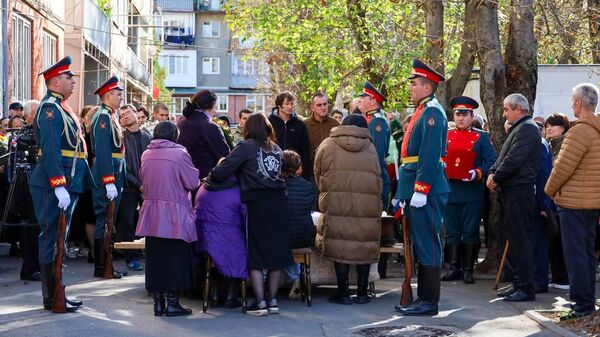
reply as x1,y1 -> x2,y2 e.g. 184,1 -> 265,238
369,243 -> 404,297
292,247 -> 312,307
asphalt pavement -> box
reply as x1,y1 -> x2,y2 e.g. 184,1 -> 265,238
0,255 -> 576,337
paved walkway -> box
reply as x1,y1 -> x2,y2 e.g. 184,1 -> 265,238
0,256 -> 577,337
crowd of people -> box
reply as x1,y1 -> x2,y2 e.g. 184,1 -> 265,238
1,56 -> 599,322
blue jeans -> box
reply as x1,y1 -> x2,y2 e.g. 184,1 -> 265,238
284,263 -> 300,281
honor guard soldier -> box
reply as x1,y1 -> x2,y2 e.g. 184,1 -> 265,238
91,76 -> 127,279
29,56 -> 90,312
441,96 -> 496,284
394,59 -> 450,316
358,81 -> 391,207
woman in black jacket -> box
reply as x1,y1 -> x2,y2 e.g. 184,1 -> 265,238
281,150 -> 316,299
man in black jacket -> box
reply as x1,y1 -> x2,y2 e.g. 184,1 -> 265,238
268,91 -> 311,179
118,104 -> 152,271
487,93 -> 541,302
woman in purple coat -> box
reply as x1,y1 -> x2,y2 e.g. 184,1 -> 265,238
195,175 -> 248,308
136,122 -> 200,317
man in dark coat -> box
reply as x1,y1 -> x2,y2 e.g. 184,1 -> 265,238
487,93 -> 541,302
268,91 -> 311,179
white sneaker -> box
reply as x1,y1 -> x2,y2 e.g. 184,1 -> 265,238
288,279 -> 301,300
554,283 -> 570,290
65,246 -> 77,259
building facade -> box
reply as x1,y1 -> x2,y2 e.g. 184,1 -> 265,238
156,0 -> 270,124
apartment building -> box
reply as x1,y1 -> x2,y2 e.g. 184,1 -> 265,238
156,0 -> 269,124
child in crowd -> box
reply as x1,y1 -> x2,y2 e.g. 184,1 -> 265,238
281,150 -> 316,300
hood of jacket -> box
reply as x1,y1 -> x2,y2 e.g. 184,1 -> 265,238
147,139 -> 186,150
270,108 -> 298,121
574,113 -> 600,133
329,125 -> 372,152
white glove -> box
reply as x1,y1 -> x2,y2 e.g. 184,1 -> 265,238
391,198 -> 406,210
54,186 -> 71,211
106,183 -> 118,201
410,192 -> 427,208
462,169 -> 477,182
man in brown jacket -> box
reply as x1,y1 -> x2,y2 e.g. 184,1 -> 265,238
304,92 -> 339,209
545,83 -> 600,320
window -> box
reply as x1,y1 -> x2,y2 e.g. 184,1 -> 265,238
202,21 -> 219,38
216,95 -> 228,112
170,97 -> 187,115
202,57 -> 220,74
246,95 -> 265,113
42,31 -> 57,71
12,13 -> 31,101
162,55 -> 189,75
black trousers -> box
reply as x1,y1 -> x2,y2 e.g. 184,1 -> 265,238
558,207 -> 599,313
498,185 -> 535,294
116,189 -> 143,263
548,219 -> 569,285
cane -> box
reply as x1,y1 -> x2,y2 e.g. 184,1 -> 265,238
494,240 -> 509,291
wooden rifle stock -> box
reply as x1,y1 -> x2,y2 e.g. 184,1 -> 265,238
103,201 -> 116,279
494,240 -> 510,291
52,212 -> 67,313
400,214 -> 414,306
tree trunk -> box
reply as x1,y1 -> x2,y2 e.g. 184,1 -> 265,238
589,0 -> 600,63
443,1 -> 477,110
473,0 -> 506,273
422,0 -> 447,111
504,0 -> 538,111
347,0 -> 383,85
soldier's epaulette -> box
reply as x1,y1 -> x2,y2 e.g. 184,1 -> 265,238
472,127 -> 487,134
425,100 -> 437,108
98,109 -> 110,116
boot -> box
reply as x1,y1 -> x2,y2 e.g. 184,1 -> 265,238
462,243 -> 477,284
165,294 -> 192,316
354,264 -> 371,304
153,293 -> 166,316
329,262 -> 351,305
94,238 -> 125,279
223,278 -> 242,308
441,244 -> 462,281
398,265 -> 440,316
209,269 -> 223,308
40,263 -> 78,313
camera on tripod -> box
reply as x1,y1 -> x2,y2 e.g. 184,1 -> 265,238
5,126 -> 37,169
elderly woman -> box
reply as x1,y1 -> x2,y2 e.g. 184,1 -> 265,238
314,114 -> 382,305
136,122 -> 200,317
544,112 -> 571,290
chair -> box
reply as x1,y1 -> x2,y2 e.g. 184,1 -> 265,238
292,247 -> 313,307
202,255 -> 247,313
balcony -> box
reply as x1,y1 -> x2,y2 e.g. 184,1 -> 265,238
126,47 -> 151,88
195,0 -> 224,11
155,0 -> 195,12
83,0 -> 110,56
230,74 -> 257,89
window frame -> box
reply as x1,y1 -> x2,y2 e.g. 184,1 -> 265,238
216,95 -> 228,112
202,57 -> 220,74
12,13 -> 31,102
202,21 -> 220,38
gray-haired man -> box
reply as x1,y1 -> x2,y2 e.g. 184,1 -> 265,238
486,93 -> 541,302
545,83 -> 600,320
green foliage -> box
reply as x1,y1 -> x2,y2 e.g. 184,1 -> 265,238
97,0 -> 112,18
153,58 -> 172,104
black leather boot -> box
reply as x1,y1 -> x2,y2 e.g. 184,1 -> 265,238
223,278 -> 241,308
165,294 -> 192,316
94,238 -> 125,279
398,265 -> 440,316
441,244 -> 462,281
462,243 -> 477,284
329,262 -> 351,305
354,264 -> 371,304
40,263 -> 78,312
153,293 -> 165,316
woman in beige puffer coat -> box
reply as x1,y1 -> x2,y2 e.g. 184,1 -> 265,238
314,114 -> 382,305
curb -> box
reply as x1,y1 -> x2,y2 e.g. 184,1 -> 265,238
525,310 -> 584,337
